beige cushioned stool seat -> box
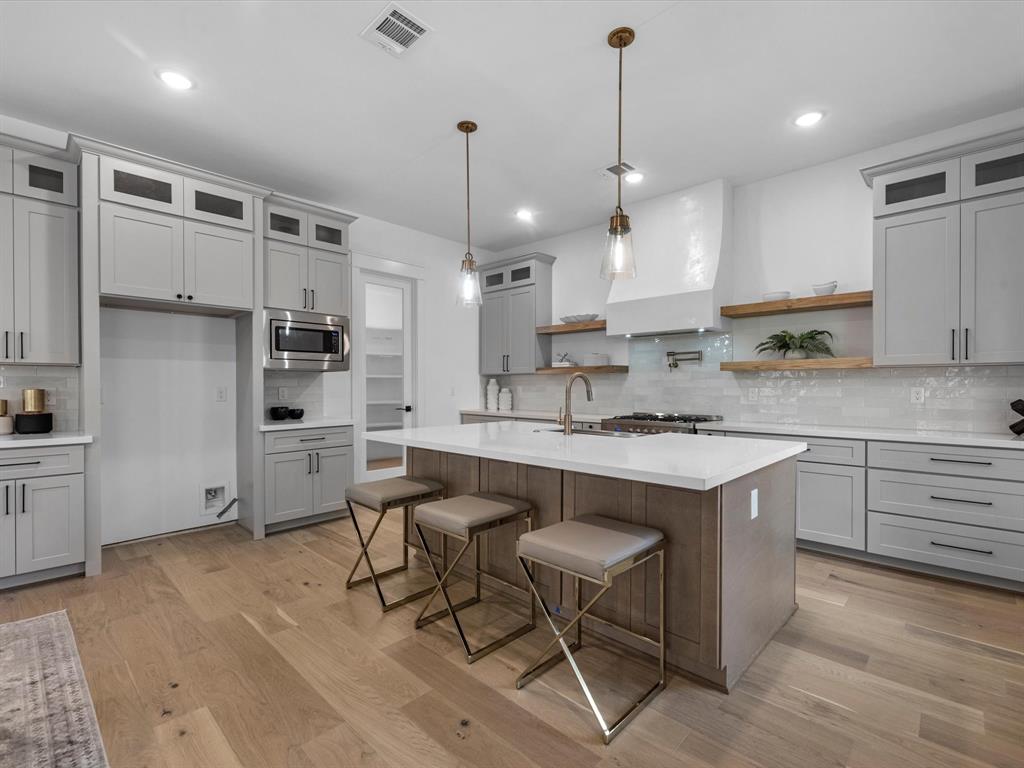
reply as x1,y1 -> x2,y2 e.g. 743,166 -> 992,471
517,514 -> 663,581
346,476 -> 443,512
415,492 -> 531,538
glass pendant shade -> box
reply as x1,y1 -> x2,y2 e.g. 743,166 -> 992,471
600,214 -> 636,279
458,255 -> 482,306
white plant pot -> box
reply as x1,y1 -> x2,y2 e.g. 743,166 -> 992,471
784,349 -> 808,359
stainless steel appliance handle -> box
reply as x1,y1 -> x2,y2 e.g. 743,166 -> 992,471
930,540 -> 992,556
929,495 -> 993,506
929,457 -> 993,466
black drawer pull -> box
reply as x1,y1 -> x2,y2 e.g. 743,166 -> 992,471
929,457 -> 993,466
299,436 -> 326,442
0,461 -> 42,468
929,540 -> 993,556
929,495 -> 993,506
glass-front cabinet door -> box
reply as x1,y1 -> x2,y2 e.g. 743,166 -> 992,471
100,156 -> 183,215
12,150 -> 78,206
873,159 -> 960,217
184,178 -> 253,230
961,141 -> 1024,199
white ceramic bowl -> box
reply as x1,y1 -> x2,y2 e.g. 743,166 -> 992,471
560,314 -> 599,324
812,281 -> 838,296
762,291 -> 791,302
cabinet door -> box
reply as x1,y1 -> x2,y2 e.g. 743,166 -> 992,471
183,177 -> 253,230
264,240 -> 308,311
13,198 -> 79,364
308,213 -> 349,254
183,221 -> 253,309
0,194 -> 13,362
313,446 -> 353,517
961,141 -> 1024,199
265,203 -> 308,245
15,474 -> 85,574
100,203 -> 184,302
873,204 -> 960,366
264,451 -> 314,524
12,150 -> 78,206
873,159 -> 960,217
960,191 -> 1024,364
0,147 -> 11,193
506,285 -> 538,373
797,462 -> 866,550
308,248 -> 349,316
100,156 -> 183,215
480,292 -> 508,374
1,481 -> 13,578
480,265 -> 509,294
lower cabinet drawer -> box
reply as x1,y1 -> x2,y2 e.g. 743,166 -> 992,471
264,427 -> 353,454
867,512 -> 1024,581
868,441 -> 1024,482
868,469 -> 1024,532
730,432 -> 864,466
0,446 -> 85,481
797,462 -> 866,550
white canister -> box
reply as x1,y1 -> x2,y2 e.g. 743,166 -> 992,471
0,415 -> 13,435
485,378 -> 499,411
498,387 -> 513,411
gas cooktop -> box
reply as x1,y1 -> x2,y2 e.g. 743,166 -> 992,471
601,412 -> 723,434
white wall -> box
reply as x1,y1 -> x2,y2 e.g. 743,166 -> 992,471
100,309 -> 237,544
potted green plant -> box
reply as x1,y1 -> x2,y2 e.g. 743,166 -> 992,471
755,330 -> 835,359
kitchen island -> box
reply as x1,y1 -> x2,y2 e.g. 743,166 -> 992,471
368,420 -> 806,690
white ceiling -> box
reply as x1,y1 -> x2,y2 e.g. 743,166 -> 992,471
1,1 -> 1022,252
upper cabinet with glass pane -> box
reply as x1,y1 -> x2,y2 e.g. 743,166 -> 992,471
961,141 -> 1024,199
101,156 -> 183,215
264,202 -> 354,252
0,147 -> 11,193
13,150 -> 78,206
872,159 -> 960,217
184,177 -> 253,230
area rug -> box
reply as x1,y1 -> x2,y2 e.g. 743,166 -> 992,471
0,610 -> 109,768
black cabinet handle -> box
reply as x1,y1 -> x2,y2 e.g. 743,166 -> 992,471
395,405 -> 413,412
3,331 -> 7,359
929,457 -> 993,466
19,331 -> 24,360
307,453 -> 312,474
299,436 -> 326,442
4,485 -> 8,516
187,295 -> 194,301
930,495 -> 993,506
316,452 -> 320,473
930,540 -> 993,556
964,328 -> 969,361
950,328 -> 955,361
21,483 -> 26,513
176,293 -> 183,299
0,461 -> 42,468
310,290 -> 315,310
303,288 -> 308,309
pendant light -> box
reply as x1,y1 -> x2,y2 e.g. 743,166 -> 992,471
600,27 -> 637,280
457,120 -> 483,306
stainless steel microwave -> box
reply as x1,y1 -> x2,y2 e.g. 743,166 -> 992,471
264,309 -> 350,372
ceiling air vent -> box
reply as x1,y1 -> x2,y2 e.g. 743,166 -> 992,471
360,3 -> 430,57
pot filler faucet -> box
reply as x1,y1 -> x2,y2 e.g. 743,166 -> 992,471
562,372 -> 594,435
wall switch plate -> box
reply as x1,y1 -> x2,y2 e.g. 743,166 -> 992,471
278,387 -> 289,400
750,488 -> 759,520
215,386 -> 228,403
747,388 -> 759,402
45,389 -> 55,405
910,387 -> 926,405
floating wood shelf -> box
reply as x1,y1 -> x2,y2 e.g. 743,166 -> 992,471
535,365 -> 629,375
720,291 -> 873,319
536,320 -> 607,335
720,356 -> 873,372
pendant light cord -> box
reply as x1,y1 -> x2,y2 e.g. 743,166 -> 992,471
616,43 -> 623,215
465,129 -> 472,257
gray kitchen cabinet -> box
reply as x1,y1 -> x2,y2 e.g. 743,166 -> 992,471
183,177 -> 253,231
478,254 -> 553,375
961,141 -> 1024,199
1,481 -> 13,578
506,286 -> 539,373
12,197 -> 79,364
183,221 -> 253,309
101,202 -> 184,302
100,155 -> 183,216
959,190 -> 1024,364
480,292 -> 509,374
308,213 -> 350,254
264,202 -> 308,245
313,445 -> 354,516
264,451 -> 315,525
15,474 -> 85,574
0,147 -> 11,193
12,150 -> 78,207
308,248 -> 350,316
873,204 -> 960,366
0,195 -> 13,362
872,158 -> 960,217
797,462 -> 866,550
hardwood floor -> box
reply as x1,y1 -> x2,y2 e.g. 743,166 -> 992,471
2,511 -> 1021,768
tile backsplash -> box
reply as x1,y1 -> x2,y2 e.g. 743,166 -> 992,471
263,370 -> 324,420
491,332 -> 1024,434
0,366 -> 80,432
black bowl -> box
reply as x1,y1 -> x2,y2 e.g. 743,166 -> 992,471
288,408 -> 304,420
269,406 -> 290,421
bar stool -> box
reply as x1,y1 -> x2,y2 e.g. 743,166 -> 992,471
413,492 -> 536,663
516,514 -> 665,744
345,476 -> 445,612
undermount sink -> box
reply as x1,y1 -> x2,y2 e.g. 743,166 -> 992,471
533,427 -> 648,438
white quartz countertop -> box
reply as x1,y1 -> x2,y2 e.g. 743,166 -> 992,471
708,421 -> 1024,450
0,432 -> 93,448
366,421 -> 805,491
259,417 -> 355,433
460,409 -> 611,423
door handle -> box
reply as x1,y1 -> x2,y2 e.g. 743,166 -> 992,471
307,453 -> 312,474
929,495 -> 993,506
950,328 -> 955,361
395,405 -> 413,412
4,485 -> 8,516
303,288 -> 308,309
930,540 -> 993,556
964,328 -> 969,361
21,483 -> 26,514
19,331 -> 25,360
310,290 -> 315,310
316,452 -> 320,473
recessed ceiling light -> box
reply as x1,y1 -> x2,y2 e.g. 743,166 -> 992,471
624,171 -> 644,184
794,111 -> 823,127
515,208 -> 534,222
158,70 -> 193,91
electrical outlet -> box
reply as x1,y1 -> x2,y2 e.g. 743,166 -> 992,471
910,387 -> 926,405
215,386 -> 228,403
747,387 -> 759,402
278,387 -> 289,401
45,389 -> 55,406
750,488 -> 759,520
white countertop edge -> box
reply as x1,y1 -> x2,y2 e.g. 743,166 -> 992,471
259,418 -> 356,432
709,421 -> 1024,450
367,425 -> 805,491
0,433 -> 94,448
460,408 -> 612,423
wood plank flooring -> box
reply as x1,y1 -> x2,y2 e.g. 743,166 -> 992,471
1,512 -> 1021,768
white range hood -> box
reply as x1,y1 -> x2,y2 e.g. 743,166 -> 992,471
605,178 -> 732,336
